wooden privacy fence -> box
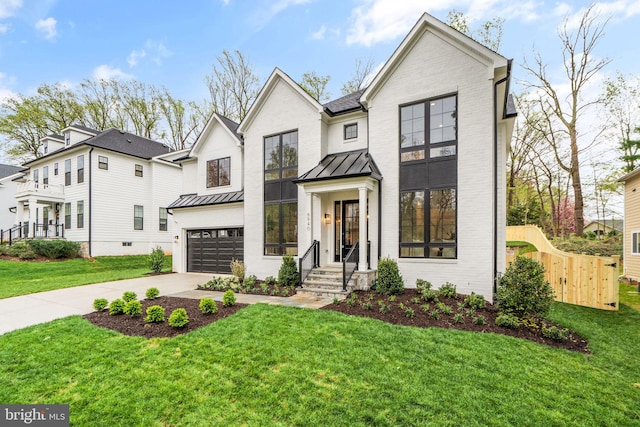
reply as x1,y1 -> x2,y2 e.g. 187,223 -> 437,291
506,225 -> 619,311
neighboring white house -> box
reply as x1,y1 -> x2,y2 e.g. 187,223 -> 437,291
169,12 -> 516,299
0,164 -> 24,231
14,124 -> 185,256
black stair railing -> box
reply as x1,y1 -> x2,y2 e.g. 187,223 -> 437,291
299,240 -> 320,286
343,241 -> 359,292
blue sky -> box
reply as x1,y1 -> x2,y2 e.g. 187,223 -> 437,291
2,0 -> 640,104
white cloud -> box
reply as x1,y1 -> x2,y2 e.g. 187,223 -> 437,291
0,0 -> 22,20
0,72 -> 18,102
563,1 -> 640,30
311,24 -> 326,40
35,16 -> 57,40
127,40 -> 171,67
92,65 -> 133,81
221,0 -> 230,4
127,49 -> 146,67
249,0 -> 311,29
0,22 -> 9,33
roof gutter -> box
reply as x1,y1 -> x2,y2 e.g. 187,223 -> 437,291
493,59 -> 512,300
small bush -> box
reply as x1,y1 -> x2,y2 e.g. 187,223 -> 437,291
362,301 -> 372,310
333,297 -> 340,305
145,305 -> 165,323
497,256 -> 554,318
421,304 -> 430,312
222,290 -> 236,307
278,255 -> 299,288
495,313 -> 520,329
124,300 -> 142,317
109,299 -> 125,315
389,295 -> 397,302
27,239 -> 80,259
146,287 -> 160,300
7,241 -> 37,259
379,302 -> 390,313
441,305 -> 452,315
122,291 -> 137,303
453,313 -> 464,323
376,257 -> 404,295
412,297 -> 420,304
473,315 -> 486,325
265,276 -> 277,286
438,282 -> 457,299
148,246 -> 165,273
244,275 -> 257,290
168,308 -> 189,328
93,298 -> 108,311
466,308 -> 476,317
405,307 -> 415,318
542,325 -> 569,341
230,259 -> 245,283
430,310 -> 440,320
199,298 -> 218,314
281,288 -> 290,297
464,292 -> 486,310
416,279 -> 432,292
421,289 -> 439,302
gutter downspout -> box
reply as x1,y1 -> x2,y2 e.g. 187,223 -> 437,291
493,59 -> 512,300
88,147 -> 94,257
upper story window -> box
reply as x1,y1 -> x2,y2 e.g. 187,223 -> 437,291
43,166 -> 49,185
64,159 -> 71,186
44,143 -> 48,154
207,157 -> 230,187
54,163 -> 58,176
33,169 -> 39,183
159,207 -> 168,231
98,156 -> 108,170
64,202 -> 71,229
264,130 -> 298,181
77,155 -> 84,184
135,164 -> 143,177
344,123 -> 358,140
65,133 -> 71,146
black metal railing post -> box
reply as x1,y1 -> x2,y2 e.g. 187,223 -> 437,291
342,241 -> 359,292
299,240 -> 319,286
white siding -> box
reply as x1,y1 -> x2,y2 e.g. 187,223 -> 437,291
0,175 -> 19,230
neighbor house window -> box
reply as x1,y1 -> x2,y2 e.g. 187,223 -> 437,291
33,169 -> 39,184
344,123 -> 358,140
77,155 -> 84,184
159,207 -> 168,231
65,159 -> 71,186
77,200 -> 84,229
206,157 -> 230,187
65,133 -> 70,146
633,232 -> 640,255
134,205 -> 144,230
399,95 -> 457,258
54,163 -> 58,175
264,130 -> 298,256
64,203 -> 71,229
135,164 -> 143,177
44,143 -> 48,154
43,166 -> 48,185
98,156 -> 108,170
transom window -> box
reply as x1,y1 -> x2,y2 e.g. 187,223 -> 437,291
344,123 -> 358,140
207,157 -> 230,187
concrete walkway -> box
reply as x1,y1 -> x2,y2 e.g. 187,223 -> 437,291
0,273 -> 334,336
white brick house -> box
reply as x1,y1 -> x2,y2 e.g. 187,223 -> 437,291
170,13 -> 515,298
14,124 -> 185,256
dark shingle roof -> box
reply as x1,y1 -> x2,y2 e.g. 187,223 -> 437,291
296,149 -> 382,183
168,191 -> 244,209
323,89 -> 366,116
217,115 -> 242,141
44,133 -> 64,141
68,124 -> 100,134
0,164 -> 24,179
506,94 -> 517,118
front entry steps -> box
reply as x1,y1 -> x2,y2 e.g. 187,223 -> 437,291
298,267 -> 376,299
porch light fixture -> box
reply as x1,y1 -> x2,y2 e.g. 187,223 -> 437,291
324,213 -> 331,225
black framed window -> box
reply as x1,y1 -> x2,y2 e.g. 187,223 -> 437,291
206,157 -> 230,187
64,202 -> 71,229
159,207 -> 168,231
64,159 -> 71,186
43,166 -> 48,185
344,123 -> 358,140
135,164 -> 143,177
77,155 -> 84,184
264,130 -> 298,256
134,205 -> 143,230
98,156 -> 108,170
77,200 -> 84,229
399,95 -> 457,259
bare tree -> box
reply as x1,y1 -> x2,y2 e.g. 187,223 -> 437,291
158,88 -> 204,150
521,4 -> 610,236
299,71 -> 331,102
341,57 -> 375,95
78,79 -> 119,131
446,10 -> 504,52
205,50 -> 260,122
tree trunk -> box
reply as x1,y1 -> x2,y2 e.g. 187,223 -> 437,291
570,130 -> 584,235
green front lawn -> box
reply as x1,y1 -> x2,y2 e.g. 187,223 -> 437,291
0,255 -> 171,299
0,301 -> 638,426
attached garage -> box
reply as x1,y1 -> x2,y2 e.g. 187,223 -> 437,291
187,228 -> 244,273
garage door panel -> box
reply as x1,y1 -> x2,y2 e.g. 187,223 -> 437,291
187,228 -> 243,274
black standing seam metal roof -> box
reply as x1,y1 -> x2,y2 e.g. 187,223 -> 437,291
167,190 -> 244,209
295,149 -> 382,184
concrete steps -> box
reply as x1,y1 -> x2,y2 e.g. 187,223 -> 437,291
298,267 -> 354,299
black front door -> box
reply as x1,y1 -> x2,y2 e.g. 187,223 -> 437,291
334,200 -> 364,262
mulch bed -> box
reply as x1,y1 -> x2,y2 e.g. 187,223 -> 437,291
83,296 -> 247,338
321,289 -> 590,353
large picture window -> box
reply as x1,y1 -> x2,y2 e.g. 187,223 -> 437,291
207,157 -> 230,187
399,95 -> 457,259
264,130 -> 298,256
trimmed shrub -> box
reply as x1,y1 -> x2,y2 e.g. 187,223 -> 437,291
541,325 -> 569,341
145,305 -> 165,323
265,276 -> 277,286
495,313 -> 520,329
122,291 -> 137,303
416,279 -> 432,292
168,308 -> 189,328
222,290 -> 236,307
93,298 -> 108,311
497,256 -> 554,318
149,246 -> 165,273
230,259 -> 245,283
438,282 -> 457,299
108,299 -> 125,315
376,257 -> 404,295
124,300 -> 142,317
473,315 -> 486,325
199,298 -> 218,315
278,255 -> 299,288
145,287 -> 160,300
464,292 -> 486,310
27,239 -> 80,259
7,241 -> 37,259
243,275 -> 257,289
